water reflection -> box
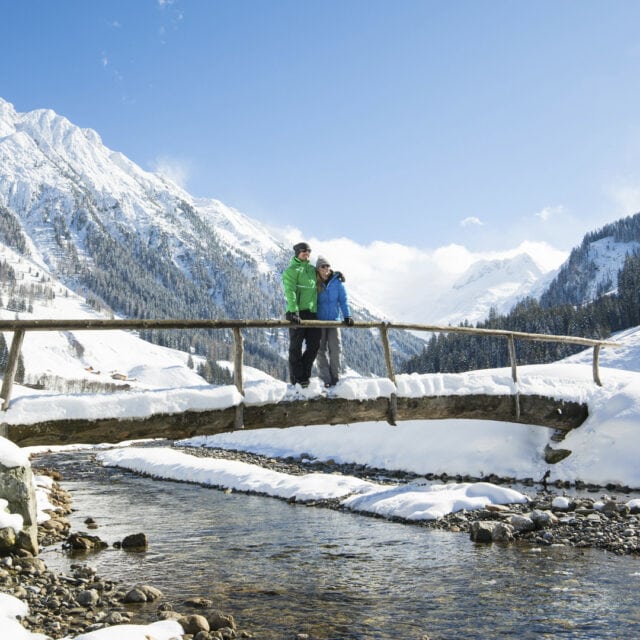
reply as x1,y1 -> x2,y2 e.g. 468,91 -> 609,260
39,452 -> 640,639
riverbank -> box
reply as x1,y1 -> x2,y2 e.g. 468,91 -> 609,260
3,467 -> 252,640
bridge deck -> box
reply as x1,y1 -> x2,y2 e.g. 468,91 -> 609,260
3,393 -> 588,448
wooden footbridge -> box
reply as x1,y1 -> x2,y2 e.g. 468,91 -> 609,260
0,318 -> 619,449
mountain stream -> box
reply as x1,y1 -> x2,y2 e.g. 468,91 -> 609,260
37,450 -> 640,640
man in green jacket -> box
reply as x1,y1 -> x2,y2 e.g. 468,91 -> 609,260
282,242 -> 321,387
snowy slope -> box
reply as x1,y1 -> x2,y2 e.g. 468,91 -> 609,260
582,236 -> 640,299
562,325 -> 640,372
0,244 -> 206,391
0,96 -> 313,291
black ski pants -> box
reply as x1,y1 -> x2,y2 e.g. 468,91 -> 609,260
288,310 -> 321,385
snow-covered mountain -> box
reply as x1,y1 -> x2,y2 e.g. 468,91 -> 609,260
541,233 -> 640,308
0,96 -> 284,289
0,97 -> 426,377
583,236 -> 640,298
417,221 -> 640,327
425,251 -> 557,326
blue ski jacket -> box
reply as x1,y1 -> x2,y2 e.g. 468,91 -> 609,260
317,272 -> 351,321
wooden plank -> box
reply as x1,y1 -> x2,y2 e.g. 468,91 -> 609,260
243,397 -> 390,430
3,393 -> 588,448
396,395 -> 587,430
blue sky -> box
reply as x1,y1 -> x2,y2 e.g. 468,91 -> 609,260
2,0 -> 640,253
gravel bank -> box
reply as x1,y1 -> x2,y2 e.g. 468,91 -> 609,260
180,445 -> 640,555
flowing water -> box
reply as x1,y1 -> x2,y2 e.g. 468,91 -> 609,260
38,451 -> 640,640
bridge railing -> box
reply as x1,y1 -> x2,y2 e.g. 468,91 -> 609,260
0,318 -> 620,412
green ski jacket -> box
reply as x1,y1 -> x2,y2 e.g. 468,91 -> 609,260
282,256 -> 318,313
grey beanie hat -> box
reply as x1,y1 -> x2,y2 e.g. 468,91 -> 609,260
293,242 -> 311,255
316,255 -> 330,268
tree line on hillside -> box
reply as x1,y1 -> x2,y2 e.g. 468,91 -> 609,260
62,206 -> 421,380
539,213 -> 640,307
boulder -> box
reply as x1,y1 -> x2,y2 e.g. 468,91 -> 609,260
0,458 -> 38,555
64,532 -> 108,551
470,520 -> 515,543
122,532 -> 148,550
544,444 -> 572,464
179,614 -> 210,635
123,584 -> 163,603
139,584 -> 163,601
123,587 -> 147,603
208,611 -> 236,631
506,514 -> 536,533
0,526 -> 16,553
470,521 -> 497,543
530,509 -> 558,529
77,589 -> 100,607
491,522 -> 515,542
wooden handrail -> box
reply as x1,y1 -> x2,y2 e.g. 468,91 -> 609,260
0,317 -> 624,348
0,318 -> 620,411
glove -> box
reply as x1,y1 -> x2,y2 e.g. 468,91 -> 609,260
334,271 -> 345,282
343,317 -> 354,326
286,311 -> 301,324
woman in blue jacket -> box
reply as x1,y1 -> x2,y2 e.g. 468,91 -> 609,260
315,255 -> 354,387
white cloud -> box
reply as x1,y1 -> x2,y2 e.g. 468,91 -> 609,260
488,240 -> 567,272
460,216 -> 483,227
535,205 -> 564,221
101,52 -> 108,67
275,227 -> 567,324
151,156 -> 191,189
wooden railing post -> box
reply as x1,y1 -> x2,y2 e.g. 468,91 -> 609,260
507,334 -> 517,383
232,326 -> 244,429
1,329 -> 25,411
232,327 -> 244,395
380,323 -> 397,425
380,324 -> 396,383
507,334 -> 521,420
593,344 -> 602,387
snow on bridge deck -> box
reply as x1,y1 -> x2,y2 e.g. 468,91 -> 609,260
1,367 -> 591,448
